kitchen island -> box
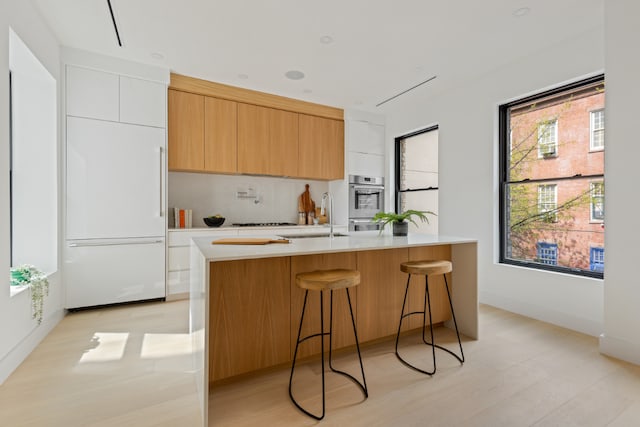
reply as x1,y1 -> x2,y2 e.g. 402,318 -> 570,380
189,231 -> 478,425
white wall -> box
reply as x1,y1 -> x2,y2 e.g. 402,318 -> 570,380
168,172 -> 330,227
385,27 -> 605,337
0,1 -> 63,384
599,1 -> 640,365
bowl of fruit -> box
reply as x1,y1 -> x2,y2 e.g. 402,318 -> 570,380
203,215 -> 225,227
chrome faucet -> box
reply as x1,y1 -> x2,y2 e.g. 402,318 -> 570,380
321,192 -> 334,238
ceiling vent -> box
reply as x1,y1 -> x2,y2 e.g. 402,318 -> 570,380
106,0 -> 122,47
376,75 -> 437,107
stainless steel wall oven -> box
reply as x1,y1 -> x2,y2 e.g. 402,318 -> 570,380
348,175 -> 384,231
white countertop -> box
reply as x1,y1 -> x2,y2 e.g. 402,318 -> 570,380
192,231 -> 477,262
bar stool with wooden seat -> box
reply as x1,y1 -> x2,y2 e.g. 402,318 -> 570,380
395,260 -> 465,375
289,269 -> 368,420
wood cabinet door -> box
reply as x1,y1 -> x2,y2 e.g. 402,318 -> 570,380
290,253 -> 358,359
298,114 -> 344,180
168,90 -> 204,171
204,97 -> 237,173
356,248 -> 410,342
269,109 -> 298,177
210,257 -> 291,382
237,103 -> 269,174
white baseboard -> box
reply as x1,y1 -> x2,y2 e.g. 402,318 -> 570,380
0,309 -> 65,384
599,334 -> 640,366
480,290 -> 603,337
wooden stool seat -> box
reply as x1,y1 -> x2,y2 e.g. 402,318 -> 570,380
295,269 -> 361,291
400,260 -> 452,276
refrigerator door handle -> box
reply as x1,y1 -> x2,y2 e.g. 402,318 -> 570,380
159,146 -> 164,218
68,239 -> 164,248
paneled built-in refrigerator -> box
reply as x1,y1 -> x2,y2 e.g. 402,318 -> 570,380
65,116 -> 166,309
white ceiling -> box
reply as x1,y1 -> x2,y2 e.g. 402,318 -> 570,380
33,0 -> 604,113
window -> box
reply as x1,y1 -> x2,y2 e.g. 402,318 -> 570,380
395,126 -> 438,233
537,242 -> 558,265
590,109 -> 605,151
538,119 -> 558,157
538,184 -> 557,222
590,247 -> 604,272
500,75 -> 605,278
590,182 -> 604,222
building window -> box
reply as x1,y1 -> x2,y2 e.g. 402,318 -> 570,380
395,125 -> 438,233
590,109 -> 605,151
499,75 -> 605,278
590,247 -> 604,272
590,181 -> 604,222
537,242 -> 558,265
538,184 -> 557,222
538,119 -> 558,157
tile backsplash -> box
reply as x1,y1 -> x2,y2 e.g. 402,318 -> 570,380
168,172 -> 329,228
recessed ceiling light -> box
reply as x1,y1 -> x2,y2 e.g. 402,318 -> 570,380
285,70 -> 305,80
303,89 -> 313,94
513,7 -> 530,17
150,52 -> 164,60
237,73 -> 249,80
320,35 -> 333,44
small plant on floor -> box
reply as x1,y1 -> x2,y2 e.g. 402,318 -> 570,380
10,264 -> 50,325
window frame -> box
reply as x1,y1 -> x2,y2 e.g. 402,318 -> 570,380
537,119 -> 558,158
590,181 -> 605,223
536,242 -> 558,266
537,184 -> 558,222
499,74 -> 605,279
394,125 -> 439,214
589,246 -> 605,273
590,109 -> 605,152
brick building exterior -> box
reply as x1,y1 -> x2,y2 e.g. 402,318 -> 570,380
507,81 -> 605,272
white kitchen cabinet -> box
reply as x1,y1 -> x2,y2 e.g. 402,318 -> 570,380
66,116 -> 166,240
65,238 -> 165,309
66,65 -> 119,122
167,229 -> 238,297
120,76 -> 166,128
348,151 -> 385,177
348,120 -> 385,155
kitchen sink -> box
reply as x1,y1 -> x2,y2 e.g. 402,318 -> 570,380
277,233 -> 349,239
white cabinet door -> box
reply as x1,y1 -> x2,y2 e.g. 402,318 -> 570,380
368,123 -> 385,155
348,121 -> 385,156
65,238 -> 165,308
348,151 -> 385,177
120,76 -> 167,128
66,116 -> 166,239
66,66 -> 119,121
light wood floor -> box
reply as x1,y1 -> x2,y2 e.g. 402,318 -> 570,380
2,301 -> 639,427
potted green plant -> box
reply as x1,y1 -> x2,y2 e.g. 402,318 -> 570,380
372,209 -> 436,236
10,264 -> 50,325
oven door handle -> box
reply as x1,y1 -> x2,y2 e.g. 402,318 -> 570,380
352,185 -> 385,191
350,219 -> 376,223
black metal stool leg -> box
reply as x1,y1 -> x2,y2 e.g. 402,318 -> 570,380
444,275 -> 465,363
396,273 -> 465,375
288,290 -> 326,420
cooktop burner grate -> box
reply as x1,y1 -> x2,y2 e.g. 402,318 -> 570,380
231,222 -> 298,227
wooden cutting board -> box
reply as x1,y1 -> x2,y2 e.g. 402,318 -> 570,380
212,238 -> 290,245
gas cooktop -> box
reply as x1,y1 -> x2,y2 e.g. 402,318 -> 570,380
231,222 -> 298,227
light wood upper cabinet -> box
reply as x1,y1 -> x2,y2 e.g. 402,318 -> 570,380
237,104 -> 270,174
168,90 -> 204,171
205,97 -> 237,173
298,114 -> 344,180
269,109 -> 298,177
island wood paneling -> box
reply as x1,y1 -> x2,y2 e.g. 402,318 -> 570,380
209,257 -> 290,382
290,253 -> 358,359
170,73 -> 343,120
356,248 -> 411,342
204,97 -> 237,173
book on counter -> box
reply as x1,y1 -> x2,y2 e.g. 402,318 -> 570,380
173,207 -> 193,229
